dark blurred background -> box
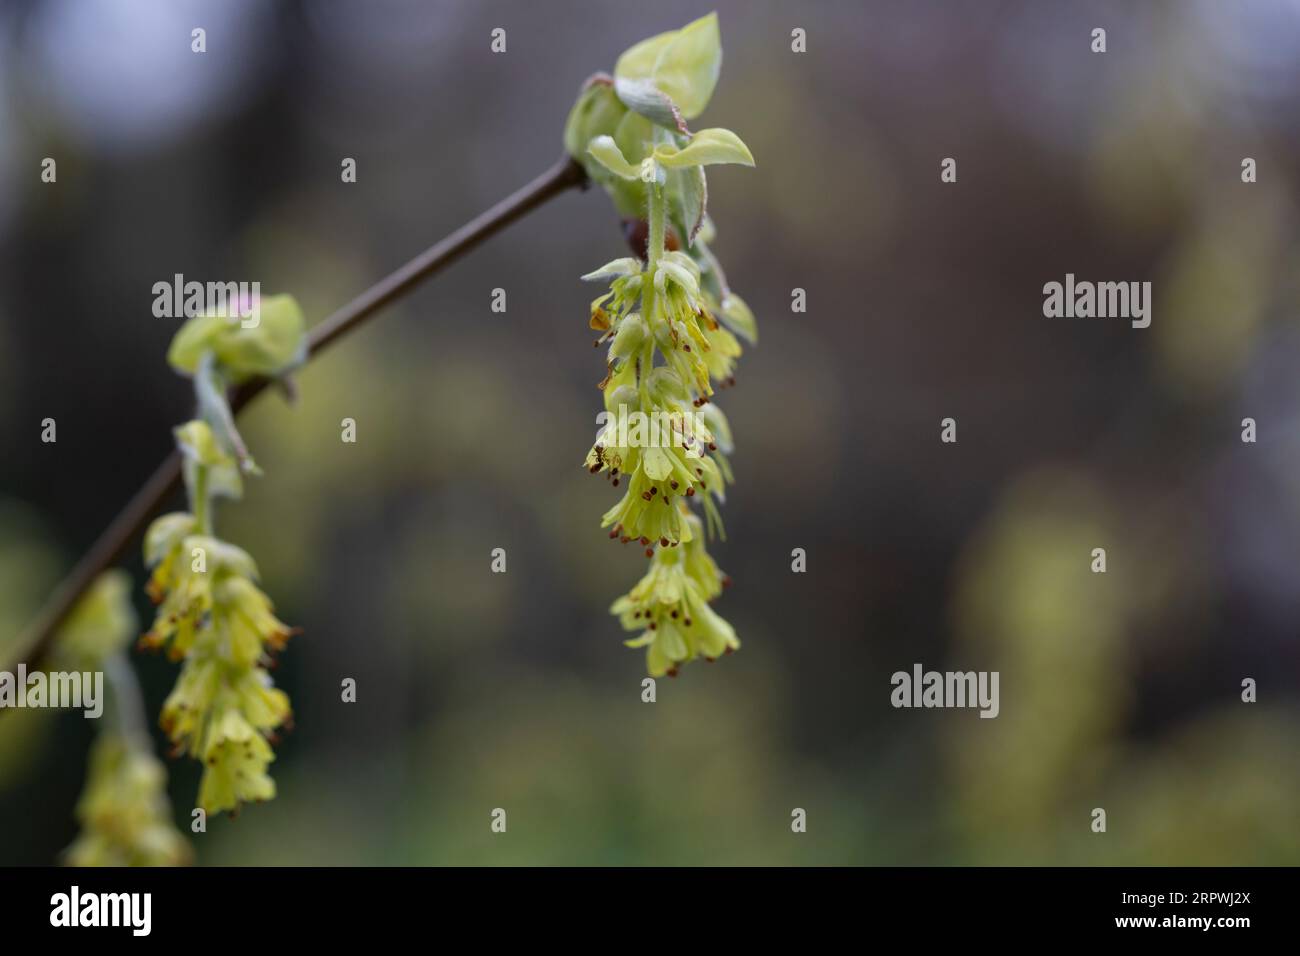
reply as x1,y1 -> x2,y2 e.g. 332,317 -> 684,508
2,0 -> 1300,865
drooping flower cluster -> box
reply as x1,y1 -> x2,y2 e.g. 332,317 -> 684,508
564,13 -> 756,676
65,732 -> 193,867
55,571 -> 191,866
141,295 -> 305,814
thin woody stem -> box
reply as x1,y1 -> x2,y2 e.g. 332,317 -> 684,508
8,154 -> 587,676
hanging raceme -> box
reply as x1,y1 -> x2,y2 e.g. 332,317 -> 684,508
563,12 -> 757,677
141,295 -> 306,815
55,571 -> 192,866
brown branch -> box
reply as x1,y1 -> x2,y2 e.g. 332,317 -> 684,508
9,154 -> 587,674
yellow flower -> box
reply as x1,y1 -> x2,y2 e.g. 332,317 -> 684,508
571,14 -> 754,676
163,661 -> 290,815
51,570 -> 136,670
196,705 -> 278,813
64,734 -> 192,867
144,513 -> 295,814
212,575 -> 296,669
611,512 -> 738,676
140,529 -> 257,661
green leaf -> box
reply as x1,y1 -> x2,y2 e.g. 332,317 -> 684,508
614,13 -> 721,122
614,28 -> 678,81
211,294 -> 306,380
667,164 -> 708,246
167,314 -> 228,375
168,294 -> 306,382
612,110 -> 655,167
612,78 -> 685,133
651,13 -> 722,119
587,135 -> 640,180
562,76 -> 626,160
656,128 -> 754,169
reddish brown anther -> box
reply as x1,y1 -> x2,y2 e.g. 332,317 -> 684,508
622,217 -> 680,258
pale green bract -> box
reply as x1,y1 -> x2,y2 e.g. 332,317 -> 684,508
655,128 -> 754,169
587,135 -> 642,181
588,126 -> 755,185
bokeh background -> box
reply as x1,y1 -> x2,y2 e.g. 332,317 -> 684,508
2,0 -> 1299,865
